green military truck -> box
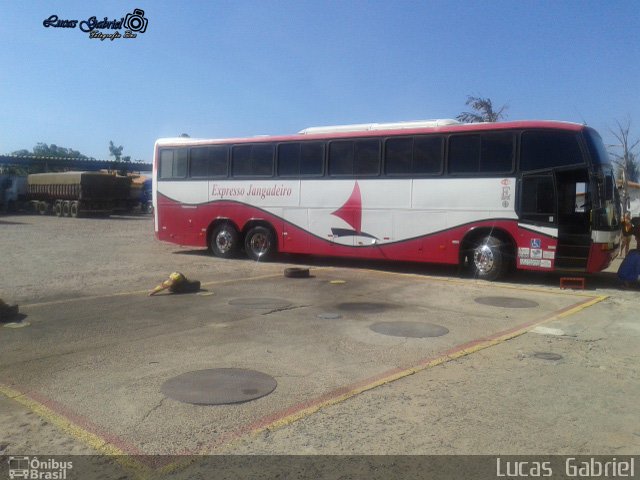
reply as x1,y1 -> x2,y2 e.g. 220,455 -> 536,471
27,172 -> 133,217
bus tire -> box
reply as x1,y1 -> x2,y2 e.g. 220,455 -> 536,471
469,235 -> 506,281
244,226 -> 276,261
284,267 -> 310,278
210,223 -> 239,258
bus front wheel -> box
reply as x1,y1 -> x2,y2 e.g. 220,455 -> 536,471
210,223 -> 239,258
470,235 -> 506,281
244,226 -> 275,261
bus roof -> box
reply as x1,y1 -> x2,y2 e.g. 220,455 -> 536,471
155,120 -> 586,148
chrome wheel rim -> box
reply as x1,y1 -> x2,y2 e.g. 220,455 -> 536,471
248,233 -> 269,256
215,230 -> 233,253
473,244 -> 494,274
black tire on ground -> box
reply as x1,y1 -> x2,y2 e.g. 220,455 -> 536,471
70,201 -> 80,218
468,235 -> 507,281
284,267 -> 310,278
54,202 -> 63,217
62,201 -> 71,217
37,201 -> 49,215
244,226 -> 276,261
209,223 -> 239,258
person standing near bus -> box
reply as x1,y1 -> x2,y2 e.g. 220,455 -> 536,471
618,249 -> 640,288
620,212 -> 633,257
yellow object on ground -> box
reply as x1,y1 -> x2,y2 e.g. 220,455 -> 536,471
149,272 -> 185,296
149,272 -> 200,296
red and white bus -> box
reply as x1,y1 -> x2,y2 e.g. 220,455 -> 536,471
153,119 -> 620,280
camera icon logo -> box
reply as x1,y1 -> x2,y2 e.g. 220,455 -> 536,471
124,8 -> 148,33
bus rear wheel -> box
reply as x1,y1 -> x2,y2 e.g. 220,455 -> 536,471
210,223 -> 239,258
244,226 -> 275,261
469,235 -> 506,281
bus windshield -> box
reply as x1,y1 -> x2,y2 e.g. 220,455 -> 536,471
584,128 -> 620,229
585,127 -> 612,166
591,166 -> 620,230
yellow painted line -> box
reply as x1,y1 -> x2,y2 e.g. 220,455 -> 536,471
3,262 -> 608,465
215,292 -> 608,450
0,383 -> 123,455
0,383 -> 154,479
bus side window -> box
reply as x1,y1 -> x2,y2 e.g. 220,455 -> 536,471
159,148 -> 187,179
232,144 -> 274,177
300,142 -> 324,176
330,140 -> 379,176
354,139 -> 380,175
159,149 -> 174,179
448,133 -> 513,174
520,131 -> 584,171
174,149 -> 188,178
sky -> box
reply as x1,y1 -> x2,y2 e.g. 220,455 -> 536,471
0,0 -> 638,162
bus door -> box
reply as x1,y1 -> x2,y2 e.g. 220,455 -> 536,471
517,173 -> 558,270
554,168 -> 592,270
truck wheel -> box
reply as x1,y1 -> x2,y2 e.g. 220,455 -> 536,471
210,223 -> 239,258
70,201 -> 80,218
54,202 -> 63,217
469,235 -> 506,281
244,226 -> 276,261
62,201 -> 71,217
37,202 -> 49,215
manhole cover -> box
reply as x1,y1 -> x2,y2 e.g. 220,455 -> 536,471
161,368 -> 277,405
474,296 -> 539,308
228,298 -> 291,310
317,312 -> 342,320
336,302 -> 393,313
370,321 -> 449,338
534,352 -> 563,361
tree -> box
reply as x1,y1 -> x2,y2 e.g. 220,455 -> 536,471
108,141 -> 124,162
609,118 -> 640,214
10,149 -> 31,157
8,144 -> 92,173
14,143 -> 89,159
609,118 -> 640,182
108,141 -> 133,175
457,95 -> 508,123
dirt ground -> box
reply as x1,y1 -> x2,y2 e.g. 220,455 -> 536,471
1,214 -> 639,477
